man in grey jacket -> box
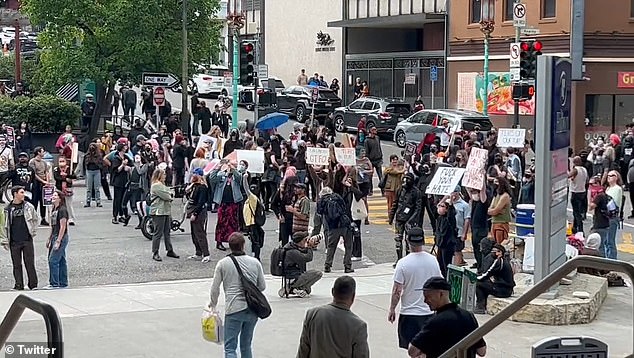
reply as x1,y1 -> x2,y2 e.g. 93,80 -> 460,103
297,276 -> 369,358
1,185 -> 40,290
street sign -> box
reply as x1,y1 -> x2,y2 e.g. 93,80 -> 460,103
510,67 -> 521,81
257,64 -> 269,79
430,66 -> 438,82
153,87 -> 165,106
311,87 -> 319,102
142,72 -> 179,87
521,27 -> 540,36
404,73 -> 416,85
223,72 -> 232,87
509,42 -> 521,68
513,3 -> 527,27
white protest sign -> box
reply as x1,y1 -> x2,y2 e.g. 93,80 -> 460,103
425,167 -> 466,195
334,148 -> 356,166
497,128 -> 526,148
236,150 -> 265,173
461,147 -> 488,189
306,147 -> 329,166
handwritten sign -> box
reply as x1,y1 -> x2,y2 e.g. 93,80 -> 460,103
306,147 -> 329,166
462,147 -> 488,189
497,128 -> 526,148
5,126 -> 14,148
335,148 -> 356,166
236,150 -> 265,173
43,184 -> 55,206
426,167 -> 466,195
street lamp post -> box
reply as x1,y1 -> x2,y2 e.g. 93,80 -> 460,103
480,0 -> 496,117
226,1 -> 245,130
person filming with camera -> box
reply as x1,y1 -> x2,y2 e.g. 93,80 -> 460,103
281,231 -> 324,297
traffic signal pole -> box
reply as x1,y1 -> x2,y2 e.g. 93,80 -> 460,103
513,11 -> 521,127
232,29 -> 239,130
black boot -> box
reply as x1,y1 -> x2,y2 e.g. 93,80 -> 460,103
393,247 -> 403,268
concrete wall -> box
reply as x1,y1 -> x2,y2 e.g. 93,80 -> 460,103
264,0 -> 343,88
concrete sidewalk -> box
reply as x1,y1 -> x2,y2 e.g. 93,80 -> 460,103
0,264 -> 631,357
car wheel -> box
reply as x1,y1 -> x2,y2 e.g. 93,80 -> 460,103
395,131 -> 406,148
221,89 -> 228,96
366,121 -> 376,131
335,115 -> 345,132
295,105 -> 306,122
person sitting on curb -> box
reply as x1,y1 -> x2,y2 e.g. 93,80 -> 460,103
281,231 -> 323,297
474,243 -> 516,314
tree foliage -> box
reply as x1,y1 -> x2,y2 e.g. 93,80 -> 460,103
21,0 -> 223,135
0,54 -> 47,94
0,95 -> 80,132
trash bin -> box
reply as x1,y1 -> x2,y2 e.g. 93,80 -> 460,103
515,204 -> 535,236
447,264 -> 478,312
447,264 -> 463,305
532,337 -> 607,357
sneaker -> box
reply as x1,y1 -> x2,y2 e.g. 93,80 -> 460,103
344,267 -> 355,273
123,215 -> 131,227
324,267 -> 331,273
69,221 -> 75,226
473,307 -> 487,315
166,251 -> 180,259
40,220 -> 49,226
118,216 -> 126,223
201,256 -> 211,263
112,218 -> 119,224
152,253 -> 162,262
351,257 -> 362,262
83,203 -> 90,208
12,286 -> 24,291
364,218 -> 370,225
134,224 -> 142,230
42,285 -> 59,290
188,255 -> 202,260
96,203 -> 103,207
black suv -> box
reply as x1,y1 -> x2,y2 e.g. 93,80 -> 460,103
332,97 -> 412,135
276,85 -> 341,123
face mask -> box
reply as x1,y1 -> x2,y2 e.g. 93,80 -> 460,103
237,164 -> 246,172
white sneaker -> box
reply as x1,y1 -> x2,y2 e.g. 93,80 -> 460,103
351,257 -> 362,262
188,255 -> 202,260
201,256 -> 210,263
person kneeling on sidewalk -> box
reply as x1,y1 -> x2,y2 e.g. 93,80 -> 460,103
474,243 -> 515,314
282,231 -> 323,297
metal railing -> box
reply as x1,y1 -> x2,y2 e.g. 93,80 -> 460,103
439,256 -> 634,358
0,295 -> 63,358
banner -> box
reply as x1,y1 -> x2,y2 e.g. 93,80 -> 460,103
236,150 -> 265,173
306,147 -> 329,166
496,128 -> 526,148
461,147 -> 488,189
426,167 -> 466,195
334,148 -> 356,166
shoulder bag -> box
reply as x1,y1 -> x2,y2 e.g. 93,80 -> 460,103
228,255 -> 271,319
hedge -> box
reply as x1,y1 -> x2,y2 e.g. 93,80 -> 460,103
0,95 -> 81,133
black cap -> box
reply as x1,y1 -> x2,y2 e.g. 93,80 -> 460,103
292,231 -> 309,243
423,277 -> 451,291
406,227 -> 425,243
18,152 -> 28,158
492,243 -> 506,254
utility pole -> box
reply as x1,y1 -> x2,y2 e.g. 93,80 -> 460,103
480,0 -> 495,117
181,0 -> 189,131
513,0 -> 521,126
227,0 -> 244,130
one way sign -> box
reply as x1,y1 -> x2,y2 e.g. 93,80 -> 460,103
142,72 -> 180,87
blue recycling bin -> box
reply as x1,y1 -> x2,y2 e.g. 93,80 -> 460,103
515,204 -> 535,237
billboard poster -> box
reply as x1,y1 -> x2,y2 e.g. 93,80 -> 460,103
463,72 -> 536,116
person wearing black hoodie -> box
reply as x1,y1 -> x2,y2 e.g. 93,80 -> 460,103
185,168 -> 210,262
434,197 -> 457,277
223,129 -> 243,157
474,243 -> 515,314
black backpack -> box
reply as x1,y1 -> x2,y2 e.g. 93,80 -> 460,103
254,199 -> 266,227
229,255 -> 272,319
270,247 -> 288,277
321,194 -> 351,229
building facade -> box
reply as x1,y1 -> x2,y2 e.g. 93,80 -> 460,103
447,0 -> 634,148
328,0 -> 447,105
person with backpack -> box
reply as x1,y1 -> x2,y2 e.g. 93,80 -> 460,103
280,232 -> 323,297
317,189 -> 354,273
243,183 -> 266,260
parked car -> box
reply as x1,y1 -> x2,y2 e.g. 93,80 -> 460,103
276,85 -> 341,123
393,109 -> 493,147
190,64 -> 234,97
332,97 -> 412,135
239,77 -> 286,110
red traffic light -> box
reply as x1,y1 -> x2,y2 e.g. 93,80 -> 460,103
532,41 -> 543,52
520,42 -> 531,51
243,43 -> 254,52
528,85 -> 535,96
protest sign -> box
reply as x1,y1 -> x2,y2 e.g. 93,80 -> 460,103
496,128 -> 526,148
236,150 -> 265,173
335,148 -> 356,166
425,167 -> 466,195
5,126 -> 14,147
461,147 -> 488,189
404,142 -> 417,156
306,147 -> 329,166
43,184 -> 55,206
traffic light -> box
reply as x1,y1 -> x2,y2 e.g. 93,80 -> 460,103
512,83 -> 535,101
519,40 -> 543,80
239,41 -> 255,86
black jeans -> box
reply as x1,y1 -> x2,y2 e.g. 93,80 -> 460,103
10,240 -> 37,289
570,192 -> 586,234
260,181 -> 276,210
100,169 -> 112,199
352,220 -> 362,258
471,226 -> 488,271
437,245 -> 455,278
629,182 -> 634,216
190,211 -> 209,257
279,213 -> 293,246
476,280 -> 513,308
113,187 -> 128,218
31,181 -> 47,219
249,225 -> 265,260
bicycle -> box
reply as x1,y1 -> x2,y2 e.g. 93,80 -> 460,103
0,174 -> 13,203
139,185 -> 188,240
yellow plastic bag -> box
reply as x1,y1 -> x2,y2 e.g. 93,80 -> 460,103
202,308 -> 223,344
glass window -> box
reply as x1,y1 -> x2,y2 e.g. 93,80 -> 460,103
470,0 -> 481,23
541,0 -> 556,19
409,111 -> 427,123
372,102 -> 380,110
423,112 -> 438,125
585,94 -> 614,134
386,104 -> 412,116
615,95 -> 634,129
349,100 -> 364,110
504,0 -> 514,21
631,0 -> 634,17
362,101 -> 375,110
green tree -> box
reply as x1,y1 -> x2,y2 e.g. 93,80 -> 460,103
21,0 -> 223,137
0,54 -> 47,94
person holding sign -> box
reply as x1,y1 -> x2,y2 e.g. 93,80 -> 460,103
434,198 -> 458,277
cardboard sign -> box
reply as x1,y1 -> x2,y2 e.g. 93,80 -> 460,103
462,147 -> 488,189
334,148 -> 356,166
306,147 -> 329,166
5,126 -> 14,147
43,184 -> 55,206
236,150 -> 265,173
425,167 -> 466,195
497,128 -> 526,148
405,142 -> 416,156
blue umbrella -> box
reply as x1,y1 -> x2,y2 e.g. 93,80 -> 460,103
255,112 -> 289,130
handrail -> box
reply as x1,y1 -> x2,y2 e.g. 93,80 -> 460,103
439,256 -> 634,358
0,294 -> 63,358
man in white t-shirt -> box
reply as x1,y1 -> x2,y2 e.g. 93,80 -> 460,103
388,227 -> 443,350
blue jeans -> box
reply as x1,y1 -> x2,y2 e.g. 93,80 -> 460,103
593,228 -> 610,259
48,235 -> 69,287
603,218 -> 619,260
85,169 -> 102,203
223,309 -> 258,358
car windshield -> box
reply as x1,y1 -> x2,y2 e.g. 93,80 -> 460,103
386,104 -> 411,115
319,90 -> 339,99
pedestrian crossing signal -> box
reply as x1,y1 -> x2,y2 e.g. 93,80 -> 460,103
512,83 -> 535,101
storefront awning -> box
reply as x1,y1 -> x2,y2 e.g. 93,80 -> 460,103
328,13 -> 444,29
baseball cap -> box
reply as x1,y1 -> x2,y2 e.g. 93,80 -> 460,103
423,277 -> 452,291
406,227 -> 425,244
136,134 -> 147,142
18,152 -> 28,158
292,231 -> 309,243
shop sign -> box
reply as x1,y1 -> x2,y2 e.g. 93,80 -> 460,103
617,72 -> 634,88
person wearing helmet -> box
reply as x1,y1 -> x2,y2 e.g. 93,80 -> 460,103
12,152 -> 34,200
